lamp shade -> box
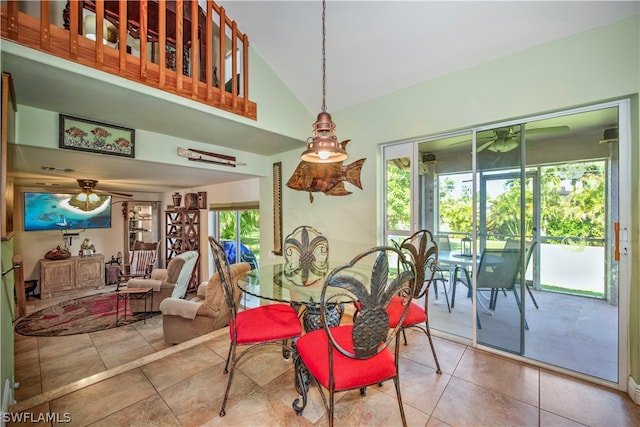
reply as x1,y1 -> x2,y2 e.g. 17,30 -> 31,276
301,112 -> 348,163
83,15 -> 109,45
69,192 -> 109,212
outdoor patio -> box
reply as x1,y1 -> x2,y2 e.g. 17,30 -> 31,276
429,284 -> 618,382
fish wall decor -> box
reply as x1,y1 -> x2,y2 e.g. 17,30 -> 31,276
286,157 -> 366,203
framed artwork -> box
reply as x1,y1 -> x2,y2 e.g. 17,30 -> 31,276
273,162 -> 283,255
59,114 -> 135,158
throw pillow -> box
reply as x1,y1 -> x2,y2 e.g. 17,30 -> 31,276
166,257 -> 185,284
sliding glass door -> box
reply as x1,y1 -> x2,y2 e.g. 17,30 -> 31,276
383,100 -> 629,384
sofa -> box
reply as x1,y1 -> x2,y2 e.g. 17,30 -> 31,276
159,262 -> 251,344
125,250 -> 199,313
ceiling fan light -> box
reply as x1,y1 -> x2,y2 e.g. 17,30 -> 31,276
68,193 -> 109,212
486,138 -> 519,153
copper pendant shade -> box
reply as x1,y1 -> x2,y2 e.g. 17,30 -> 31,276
301,0 -> 348,164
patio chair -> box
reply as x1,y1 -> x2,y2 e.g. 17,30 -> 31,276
209,236 -> 302,417
293,245 -> 415,426
475,247 -> 528,330
387,229 -> 442,374
433,235 -> 453,311
500,239 -> 539,309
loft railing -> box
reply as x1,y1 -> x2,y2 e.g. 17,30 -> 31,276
0,0 -> 256,120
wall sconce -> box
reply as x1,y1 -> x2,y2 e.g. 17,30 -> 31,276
461,237 -> 472,257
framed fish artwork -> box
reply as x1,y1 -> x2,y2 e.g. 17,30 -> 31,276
59,114 -> 135,158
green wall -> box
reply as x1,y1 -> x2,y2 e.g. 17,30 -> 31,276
1,239 -> 15,407
1,11 -> 638,403
265,16 -> 640,391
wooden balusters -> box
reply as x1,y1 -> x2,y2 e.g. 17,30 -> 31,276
68,0 -> 78,58
230,20 -> 238,109
190,0 -> 198,99
218,6 -> 226,106
119,0 -> 128,75
205,0 -> 214,102
243,33 -> 249,116
6,0 -> 18,40
0,0 -> 256,120
39,0 -> 50,50
94,0 -> 104,68
158,0 -> 167,87
139,0 -> 148,80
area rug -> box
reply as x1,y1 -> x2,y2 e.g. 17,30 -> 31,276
15,293 -> 149,337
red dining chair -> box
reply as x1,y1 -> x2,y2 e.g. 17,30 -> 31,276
387,230 -> 442,374
293,246 -> 416,427
208,236 -> 302,417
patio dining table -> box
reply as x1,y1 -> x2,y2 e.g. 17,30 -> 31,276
437,250 -> 501,313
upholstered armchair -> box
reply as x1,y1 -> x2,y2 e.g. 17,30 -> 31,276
125,250 -> 199,313
159,262 -> 251,344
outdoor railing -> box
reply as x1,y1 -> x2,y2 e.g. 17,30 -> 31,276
0,0 -> 256,120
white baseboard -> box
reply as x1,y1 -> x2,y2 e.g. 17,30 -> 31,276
628,375 -> 640,405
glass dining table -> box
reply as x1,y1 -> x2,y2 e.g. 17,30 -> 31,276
236,261 -> 348,331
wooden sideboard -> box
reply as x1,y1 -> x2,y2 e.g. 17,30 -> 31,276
39,254 -> 105,299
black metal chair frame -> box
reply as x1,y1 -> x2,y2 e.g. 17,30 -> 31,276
209,236 -> 301,417
284,225 -> 329,275
292,245 -> 416,427
395,230 -> 442,374
284,225 -> 331,320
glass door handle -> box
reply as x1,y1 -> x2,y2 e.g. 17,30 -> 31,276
614,222 -> 620,261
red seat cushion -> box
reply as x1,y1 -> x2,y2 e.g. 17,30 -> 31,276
231,304 -> 302,344
296,325 -> 396,391
387,295 -> 426,327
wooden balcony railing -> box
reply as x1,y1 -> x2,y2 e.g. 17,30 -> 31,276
1,0 -> 256,120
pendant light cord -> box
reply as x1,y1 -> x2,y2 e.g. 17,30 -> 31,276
321,0 -> 327,113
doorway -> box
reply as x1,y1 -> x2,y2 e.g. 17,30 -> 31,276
383,100 -> 628,384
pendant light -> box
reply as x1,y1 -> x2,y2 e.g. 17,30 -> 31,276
301,0 -> 348,163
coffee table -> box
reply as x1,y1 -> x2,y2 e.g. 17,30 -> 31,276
115,287 -> 153,325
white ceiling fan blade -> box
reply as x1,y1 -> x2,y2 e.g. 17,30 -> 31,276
477,140 -> 496,152
450,135 -> 494,147
526,125 -> 570,134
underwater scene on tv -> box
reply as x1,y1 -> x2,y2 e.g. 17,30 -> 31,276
23,192 -> 112,231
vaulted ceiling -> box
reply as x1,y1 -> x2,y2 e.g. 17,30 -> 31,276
3,1 -> 638,194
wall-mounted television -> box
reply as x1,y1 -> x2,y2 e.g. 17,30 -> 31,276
23,192 -> 112,231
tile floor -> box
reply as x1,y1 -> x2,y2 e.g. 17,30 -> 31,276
9,288 -> 640,427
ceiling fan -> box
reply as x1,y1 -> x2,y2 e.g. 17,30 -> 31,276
454,125 -> 570,153
66,179 -> 132,212
74,179 -> 132,198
